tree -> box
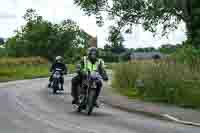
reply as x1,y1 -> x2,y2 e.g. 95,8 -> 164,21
74,0 -> 199,47
159,44 -> 180,54
88,37 -> 97,47
5,8 -> 91,62
75,30 -> 93,48
135,48 -> 146,52
107,26 -> 126,54
0,37 -> 4,45
73,0 -> 106,26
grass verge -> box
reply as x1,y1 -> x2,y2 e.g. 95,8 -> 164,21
112,60 -> 200,108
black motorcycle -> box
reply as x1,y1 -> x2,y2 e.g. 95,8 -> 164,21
76,71 -> 102,115
51,68 -> 63,94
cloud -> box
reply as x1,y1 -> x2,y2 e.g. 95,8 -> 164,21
0,0 -> 96,38
0,0 -> 186,48
0,12 -> 16,19
98,20 -> 187,48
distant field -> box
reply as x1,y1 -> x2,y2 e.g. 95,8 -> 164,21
0,57 -> 75,82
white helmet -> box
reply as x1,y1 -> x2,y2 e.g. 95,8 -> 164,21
55,56 -> 63,62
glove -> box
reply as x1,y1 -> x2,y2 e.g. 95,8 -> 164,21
64,71 -> 67,75
103,76 -> 108,81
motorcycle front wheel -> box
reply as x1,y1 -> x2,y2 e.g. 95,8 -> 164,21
86,89 -> 96,116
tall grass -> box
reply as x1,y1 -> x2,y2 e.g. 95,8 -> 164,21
0,64 -> 50,82
68,64 -> 76,73
0,57 -> 48,65
0,57 -> 75,82
105,63 -> 118,69
112,60 -> 200,108
0,57 -> 49,82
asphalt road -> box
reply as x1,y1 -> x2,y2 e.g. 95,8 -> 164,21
0,75 -> 199,133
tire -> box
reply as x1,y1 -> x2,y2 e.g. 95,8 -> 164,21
86,90 -> 96,116
53,88 -> 57,94
52,81 -> 58,94
77,106 -> 82,112
77,95 -> 85,113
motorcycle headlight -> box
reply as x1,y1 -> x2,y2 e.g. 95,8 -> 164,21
90,81 -> 97,88
90,71 -> 102,80
53,72 -> 60,78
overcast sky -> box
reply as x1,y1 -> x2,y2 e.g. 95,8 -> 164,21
0,0 -> 187,48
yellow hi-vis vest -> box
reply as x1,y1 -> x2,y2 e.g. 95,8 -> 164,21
83,56 -> 104,72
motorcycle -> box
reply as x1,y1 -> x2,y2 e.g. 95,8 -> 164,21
76,70 -> 102,116
51,68 -> 63,94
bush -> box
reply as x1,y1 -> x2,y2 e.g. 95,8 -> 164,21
172,46 -> 200,72
0,47 -> 7,57
112,60 -> 200,108
105,63 -> 117,69
67,64 -> 76,73
100,55 -> 119,63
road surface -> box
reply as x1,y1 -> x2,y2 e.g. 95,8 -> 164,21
0,75 -> 199,133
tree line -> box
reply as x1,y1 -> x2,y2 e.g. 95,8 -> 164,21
74,0 -> 198,48
1,9 -> 92,63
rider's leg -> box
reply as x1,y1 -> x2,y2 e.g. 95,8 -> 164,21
96,80 -> 102,98
94,80 -> 102,107
71,75 -> 81,104
60,76 -> 64,90
48,75 -> 53,88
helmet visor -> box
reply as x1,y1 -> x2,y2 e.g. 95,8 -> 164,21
90,50 -> 97,59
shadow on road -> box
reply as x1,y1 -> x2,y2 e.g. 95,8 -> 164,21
68,109 -> 113,118
49,91 -> 68,95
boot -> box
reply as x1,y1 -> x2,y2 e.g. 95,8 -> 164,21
94,100 -> 100,108
60,84 -> 64,90
48,82 -> 51,88
72,99 -> 79,105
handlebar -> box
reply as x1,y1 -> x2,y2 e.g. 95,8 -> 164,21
51,70 -> 66,75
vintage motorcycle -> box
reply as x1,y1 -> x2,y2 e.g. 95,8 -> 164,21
76,70 -> 102,115
51,68 -> 64,94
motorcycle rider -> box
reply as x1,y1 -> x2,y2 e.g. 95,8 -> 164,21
48,56 -> 67,90
71,47 -> 108,107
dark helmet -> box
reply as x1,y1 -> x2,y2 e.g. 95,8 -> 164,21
88,47 -> 98,60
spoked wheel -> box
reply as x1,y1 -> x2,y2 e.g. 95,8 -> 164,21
77,106 -> 82,112
86,90 -> 96,116
52,81 -> 58,94
53,88 -> 57,94
77,95 -> 85,112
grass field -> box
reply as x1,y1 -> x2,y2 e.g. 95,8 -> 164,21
0,57 -> 75,82
0,64 -> 50,82
112,60 -> 200,108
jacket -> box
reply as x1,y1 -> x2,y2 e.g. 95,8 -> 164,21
78,56 -> 108,81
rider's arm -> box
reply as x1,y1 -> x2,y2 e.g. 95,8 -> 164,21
50,63 -> 55,72
80,58 -> 85,73
75,58 -> 85,74
63,64 -> 68,74
98,59 -> 108,81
